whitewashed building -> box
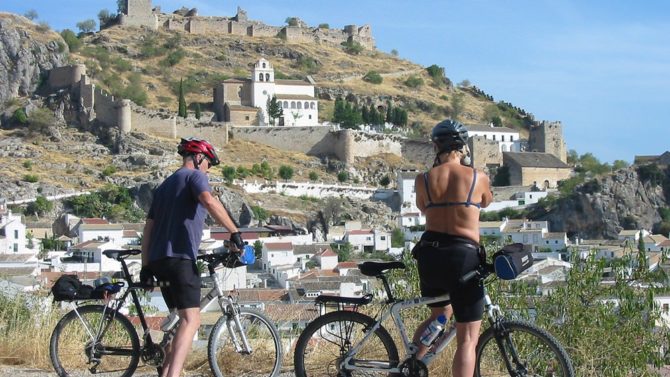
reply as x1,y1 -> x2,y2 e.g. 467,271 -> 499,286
397,169 -> 426,227
466,124 -> 522,152
344,229 -> 391,252
0,205 -> 27,254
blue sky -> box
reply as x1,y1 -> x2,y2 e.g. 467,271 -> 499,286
2,1 -> 668,163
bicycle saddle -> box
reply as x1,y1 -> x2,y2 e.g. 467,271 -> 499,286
103,249 -> 141,260
358,261 -> 405,277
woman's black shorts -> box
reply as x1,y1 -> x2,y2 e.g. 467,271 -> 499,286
148,257 -> 201,310
414,231 -> 484,323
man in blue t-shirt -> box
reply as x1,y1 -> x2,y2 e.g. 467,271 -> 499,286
141,138 -> 245,377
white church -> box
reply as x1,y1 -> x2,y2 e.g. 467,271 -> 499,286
213,58 -> 319,127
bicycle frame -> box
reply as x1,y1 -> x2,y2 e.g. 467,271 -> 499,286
340,285 -> 503,374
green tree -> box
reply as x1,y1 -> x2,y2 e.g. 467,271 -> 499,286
178,78 -> 187,118
450,92 -> 465,121
26,196 -> 52,216
285,17 -> 299,26
76,19 -> 97,33
391,228 -> 405,248
425,64 -> 445,86
98,9 -> 118,28
331,242 -> 353,261
390,49 -> 399,56
24,9 -> 38,20
278,165 -> 294,180
117,0 -> 127,13
612,159 -> 629,171
221,165 -> 236,183
60,29 -> 81,52
337,171 -> 349,183
194,103 -> 202,120
253,240 -> 264,259
318,23 -> 329,29
266,95 -> 283,126
251,205 -> 269,224
379,175 -> 391,187
308,171 -> 319,181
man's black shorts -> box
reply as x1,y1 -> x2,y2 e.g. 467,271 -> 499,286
148,257 -> 201,310
414,231 -> 484,323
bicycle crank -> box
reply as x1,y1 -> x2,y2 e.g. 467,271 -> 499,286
399,358 -> 428,377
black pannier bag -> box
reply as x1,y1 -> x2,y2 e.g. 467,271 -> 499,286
493,243 -> 533,280
51,275 -> 95,301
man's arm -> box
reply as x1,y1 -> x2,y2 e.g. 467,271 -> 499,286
141,219 -> 154,267
198,191 -> 240,234
414,174 -> 427,213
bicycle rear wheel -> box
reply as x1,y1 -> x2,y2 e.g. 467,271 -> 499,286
293,311 -> 399,377
475,319 -> 574,377
50,304 -> 140,377
208,308 -> 282,377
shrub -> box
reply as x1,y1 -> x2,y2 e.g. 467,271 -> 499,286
60,29 -> 81,52
379,175 -> 391,187
23,174 -> 39,183
222,166 -> 236,183
285,17 -> 299,26
24,9 -> 38,20
318,23 -> 329,29
308,171 -> 319,181
101,166 -> 116,177
278,165 -> 294,180
161,48 -> 186,67
27,108 -> 56,134
341,40 -> 364,55
112,57 -> 132,72
390,49 -> 399,57
404,76 -> 424,88
26,195 -> 52,216
12,108 -> 28,124
337,171 -> 349,183
296,55 -> 319,74
363,71 -> 383,84
36,22 -> 50,32
22,161 -> 32,170
251,205 -> 269,222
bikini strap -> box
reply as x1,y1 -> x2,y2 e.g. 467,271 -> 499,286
423,172 -> 433,205
465,168 -> 478,207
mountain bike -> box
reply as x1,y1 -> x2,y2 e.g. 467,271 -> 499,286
293,259 -> 574,376
49,247 -> 282,377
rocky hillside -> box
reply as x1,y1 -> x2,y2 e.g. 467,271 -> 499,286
528,166 -> 670,239
0,14 -> 68,104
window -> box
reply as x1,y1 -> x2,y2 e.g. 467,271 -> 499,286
291,101 -> 296,109
262,62 -> 266,68
310,102 -> 315,109
546,241 -> 549,244
664,303 -> 669,313
265,73 -> 270,81
511,136 -> 514,141
14,230 -> 18,239
502,135 -> 505,141
245,115 -> 250,121
13,243 -> 18,252
309,115 -> 312,119
380,236 -> 386,240
283,101 -> 288,108
492,135 -> 496,141
297,102 -> 302,109
259,73 -> 263,81
262,90 -> 267,95
304,101 -> 309,109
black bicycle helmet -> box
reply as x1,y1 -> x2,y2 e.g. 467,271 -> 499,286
178,138 -> 220,166
431,119 -> 468,154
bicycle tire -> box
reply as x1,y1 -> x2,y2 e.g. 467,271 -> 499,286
208,308 -> 283,377
294,311 -> 399,377
50,304 -> 140,377
475,319 -> 574,377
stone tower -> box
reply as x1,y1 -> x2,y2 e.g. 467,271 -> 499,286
468,136 -> 502,170
119,0 -> 157,30
529,121 -> 567,163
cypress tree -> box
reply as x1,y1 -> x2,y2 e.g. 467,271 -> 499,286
194,103 -> 202,120
178,78 -> 187,118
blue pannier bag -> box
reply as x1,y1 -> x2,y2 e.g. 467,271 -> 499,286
493,243 -> 533,280
239,244 -> 256,265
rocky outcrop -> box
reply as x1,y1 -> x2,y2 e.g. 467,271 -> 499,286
0,14 -> 68,104
528,166 -> 670,239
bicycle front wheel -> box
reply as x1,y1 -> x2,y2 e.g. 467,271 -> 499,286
50,304 -> 140,377
208,308 -> 282,377
475,319 -> 574,377
293,311 -> 399,377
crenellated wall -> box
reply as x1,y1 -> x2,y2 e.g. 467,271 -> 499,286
122,0 -> 375,49
48,65 -> 86,91
93,88 -> 119,127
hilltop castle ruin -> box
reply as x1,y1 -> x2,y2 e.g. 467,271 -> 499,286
117,0 -> 375,49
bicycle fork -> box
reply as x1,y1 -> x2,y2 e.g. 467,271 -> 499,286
221,302 -> 253,354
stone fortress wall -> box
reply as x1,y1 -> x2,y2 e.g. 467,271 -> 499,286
529,121 -> 567,163
117,0 -> 375,49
